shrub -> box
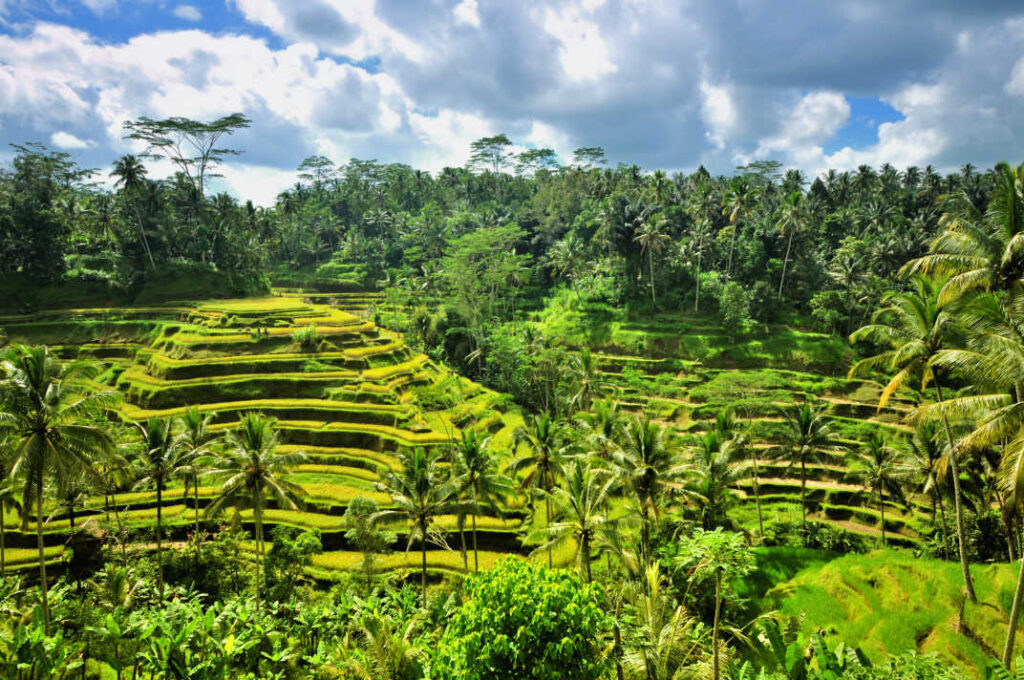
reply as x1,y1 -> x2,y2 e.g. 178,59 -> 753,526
291,324 -> 320,351
432,559 -> 610,680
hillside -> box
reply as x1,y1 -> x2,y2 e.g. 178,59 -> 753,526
0,287 -> 533,579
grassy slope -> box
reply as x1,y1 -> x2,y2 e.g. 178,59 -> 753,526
754,548 -> 1024,676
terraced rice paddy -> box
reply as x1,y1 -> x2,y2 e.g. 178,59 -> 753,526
582,323 -> 928,546
0,289 -> 528,577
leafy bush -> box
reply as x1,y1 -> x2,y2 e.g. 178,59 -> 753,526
432,558 -> 610,680
291,324 -> 321,351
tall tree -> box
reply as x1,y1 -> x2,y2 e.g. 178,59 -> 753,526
633,212 -> 671,306
132,417 -> 186,597
510,413 -> 569,568
538,459 -> 615,582
174,407 -> 217,550
849,433 -> 906,546
774,402 -> 845,535
0,345 -> 115,633
375,447 -> 458,607
453,431 -> 509,572
205,413 -> 306,609
123,113 -> 251,197
774,191 -> 807,299
849,274 -> 977,601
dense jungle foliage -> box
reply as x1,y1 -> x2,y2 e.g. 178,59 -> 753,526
4,117 -> 1024,679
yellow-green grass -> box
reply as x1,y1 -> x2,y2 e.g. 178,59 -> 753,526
310,540 -> 572,574
164,323 -> 375,346
362,355 -> 429,381
268,420 -> 456,447
278,445 -> 398,470
766,549 -> 1024,674
120,364 -> 360,388
291,464 -> 379,482
119,398 -> 407,423
196,297 -> 315,315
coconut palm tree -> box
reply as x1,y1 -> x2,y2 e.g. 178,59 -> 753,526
205,413 -> 306,609
537,460 -> 615,582
900,422 -> 951,558
375,447 -> 457,607
510,413 -> 569,568
132,417 -> 188,597
686,431 -> 749,531
0,344 -> 116,633
568,347 -> 613,414
774,402 -> 846,535
633,212 -> 671,306
902,161 -> 1024,306
849,274 -> 978,601
774,191 -> 807,299
453,431 -> 509,572
174,407 -> 217,548
611,416 -> 689,563
623,565 -> 700,680
346,610 -> 426,680
848,434 -> 906,546
575,397 -> 623,461
722,177 -> 752,277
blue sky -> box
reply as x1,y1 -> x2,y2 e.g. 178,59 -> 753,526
1,0 -> 1023,204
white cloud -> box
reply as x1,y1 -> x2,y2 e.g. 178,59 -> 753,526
172,5 -> 202,22
215,162 -> 297,207
542,3 -> 616,83
453,0 -> 480,28
50,130 -> 93,149
752,91 -> 850,163
80,0 -> 116,14
699,79 -> 737,150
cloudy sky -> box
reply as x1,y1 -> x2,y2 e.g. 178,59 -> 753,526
2,0 -> 1024,204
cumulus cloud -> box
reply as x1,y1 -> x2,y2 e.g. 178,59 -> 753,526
50,130 -> 94,149
2,0 -> 1024,203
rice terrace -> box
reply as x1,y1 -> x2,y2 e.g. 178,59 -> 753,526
3,2 -> 1024,679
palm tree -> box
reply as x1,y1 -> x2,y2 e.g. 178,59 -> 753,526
575,398 -> 622,461
848,434 -> 906,546
901,422 -> 951,558
132,417 -> 187,597
623,565 -> 700,680
902,161 -> 1024,306
538,460 -> 615,582
205,413 -> 306,609
689,217 -> 712,312
722,177 -> 751,277
345,610 -> 426,680
453,431 -> 509,572
0,430 -> 18,580
774,191 -> 807,299
686,431 -> 749,531
568,347 -> 613,413
375,447 -> 457,607
774,402 -> 845,535
510,413 -> 569,568
611,416 -> 688,563
633,212 -> 671,306
849,274 -> 977,600
110,154 -> 156,268
174,407 -> 217,548
0,345 -> 115,633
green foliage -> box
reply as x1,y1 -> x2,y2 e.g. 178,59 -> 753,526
433,559 -> 611,680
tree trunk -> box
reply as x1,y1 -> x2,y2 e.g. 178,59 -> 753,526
935,380 -> 977,602
694,249 -> 702,313
778,229 -> 794,299
879,489 -> 886,547
472,503 -> 479,572
936,495 -> 951,561
613,598 -> 625,680
1,502 -> 5,579
458,514 -> 468,571
36,476 -> 50,635
255,501 -> 263,611
546,490 -> 553,569
156,485 -> 164,598
648,250 -> 656,306
712,571 -> 722,680
800,459 -> 807,537
421,519 -> 428,608
194,481 -> 201,558
1003,555 -> 1024,667
752,454 -> 764,540
582,533 -> 592,583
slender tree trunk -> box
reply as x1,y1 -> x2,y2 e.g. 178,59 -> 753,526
879,489 -> 886,547
458,514 -> 468,571
1003,554 -> 1024,667
648,250 -> 656,306
1,503 -> 5,579
935,380 -> 977,602
800,459 -> 807,537
255,501 -> 263,611
472,503 -> 479,572
752,453 -> 764,540
778,229 -> 794,299
613,598 -> 625,680
156,485 -> 164,598
421,519 -> 428,608
937,497 -> 950,561
694,249 -> 702,313
194,480 -> 201,559
727,221 -> 738,277
582,533 -> 592,583
546,489 -> 553,569
712,571 -> 722,680
36,475 -> 50,635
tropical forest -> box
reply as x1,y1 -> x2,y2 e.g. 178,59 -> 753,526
3,3 -> 1024,679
